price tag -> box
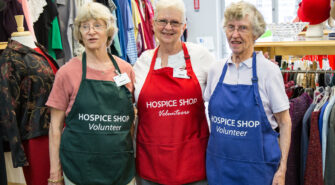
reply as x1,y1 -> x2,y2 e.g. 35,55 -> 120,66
114,72 -> 131,86
173,68 -> 190,79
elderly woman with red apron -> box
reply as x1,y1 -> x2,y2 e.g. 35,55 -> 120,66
204,2 -> 292,185
46,3 -> 135,185
133,0 -> 215,184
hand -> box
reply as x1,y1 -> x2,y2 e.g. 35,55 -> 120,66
272,169 -> 286,185
263,52 -> 278,65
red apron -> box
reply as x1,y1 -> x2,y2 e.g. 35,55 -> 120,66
136,43 -> 209,184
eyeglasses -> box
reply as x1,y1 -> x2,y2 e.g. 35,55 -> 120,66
80,24 -> 106,33
155,19 -> 184,28
225,25 -> 250,34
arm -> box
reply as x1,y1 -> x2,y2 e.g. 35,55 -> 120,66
272,109 -> 292,185
48,108 -> 66,185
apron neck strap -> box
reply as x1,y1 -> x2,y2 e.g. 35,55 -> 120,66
149,42 -> 191,71
218,51 -> 257,85
251,52 -> 257,84
81,52 -> 122,80
251,52 -> 259,105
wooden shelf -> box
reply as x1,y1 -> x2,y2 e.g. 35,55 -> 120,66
254,36 -> 335,58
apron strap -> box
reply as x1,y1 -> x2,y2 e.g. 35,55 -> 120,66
218,63 -> 229,85
251,52 -> 259,105
82,52 -> 87,80
182,42 -> 191,69
81,52 -> 123,80
108,53 -> 122,74
149,42 -> 193,72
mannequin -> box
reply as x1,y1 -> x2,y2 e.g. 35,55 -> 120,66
305,23 -> 324,37
1,15 -> 57,185
11,15 -> 36,48
297,0 -> 331,37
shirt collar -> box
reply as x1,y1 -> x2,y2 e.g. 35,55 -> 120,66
227,54 -> 253,69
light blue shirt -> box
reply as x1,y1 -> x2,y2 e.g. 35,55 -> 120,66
322,95 -> 335,175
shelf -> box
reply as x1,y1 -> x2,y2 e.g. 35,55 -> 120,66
254,36 -> 335,58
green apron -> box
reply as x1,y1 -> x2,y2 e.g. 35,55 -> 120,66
60,52 -> 135,185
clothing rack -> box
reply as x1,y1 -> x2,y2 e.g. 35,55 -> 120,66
281,70 -> 335,73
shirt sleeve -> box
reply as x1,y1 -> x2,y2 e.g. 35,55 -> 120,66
45,67 -> 71,111
265,65 -> 290,113
0,61 -> 28,167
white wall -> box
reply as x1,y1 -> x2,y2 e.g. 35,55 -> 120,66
183,0 -> 225,59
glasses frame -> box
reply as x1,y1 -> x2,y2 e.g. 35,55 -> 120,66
154,19 -> 184,28
80,24 -> 106,33
224,24 -> 250,34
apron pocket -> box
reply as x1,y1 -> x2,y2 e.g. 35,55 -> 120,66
61,149 -> 135,185
206,153 -> 279,185
156,136 -> 208,184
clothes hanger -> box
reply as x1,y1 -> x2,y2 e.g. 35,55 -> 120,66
313,86 -> 325,104
314,86 -> 330,111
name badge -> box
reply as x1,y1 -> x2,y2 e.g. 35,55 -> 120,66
114,73 -> 131,86
173,68 -> 190,79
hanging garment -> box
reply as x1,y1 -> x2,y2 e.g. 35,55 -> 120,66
114,0 -> 126,59
0,138 -> 7,185
324,103 -> 335,185
18,0 -> 37,41
131,0 -> 141,41
286,93 -> 312,185
33,0 -> 58,50
322,95 -> 335,175
135,0 -> 154,50
19,45 -> 58,185
318,101 -> 329,144
0,0 -> 29,42
0,40 -> 57,167
117,0 -> 137,64
27,0 -> 47,23
300,103 -> 316,185
206,52 -> 281,185
304,111 -> 323,185
136,43 -> 209,184
47,0 -> 63,61
60,53 -> 135,185
22,136 -> 49,185
55,0 -> 76,65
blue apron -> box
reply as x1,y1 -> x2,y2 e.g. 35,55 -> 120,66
206,52 -> 281,185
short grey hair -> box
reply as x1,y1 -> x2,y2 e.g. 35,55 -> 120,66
154,0 -> 186,23
73,2 -> 118,47
223,1 -> 266,39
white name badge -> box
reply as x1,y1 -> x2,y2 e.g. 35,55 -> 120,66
113,73 -> 131,86
173,68 -> 190,79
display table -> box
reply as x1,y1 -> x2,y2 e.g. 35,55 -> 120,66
254,36 -> 335,58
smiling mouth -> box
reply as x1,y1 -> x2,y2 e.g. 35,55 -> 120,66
162,32 -> 174,36
231,41 -> 242,44
88,38 -> 98,42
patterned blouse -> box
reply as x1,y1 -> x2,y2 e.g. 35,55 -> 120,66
0,40 -> 58,167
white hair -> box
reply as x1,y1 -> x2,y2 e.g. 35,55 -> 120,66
154,0 -> 186,23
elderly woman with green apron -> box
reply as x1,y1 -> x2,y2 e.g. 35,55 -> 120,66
204,2 -> 292,185
46,2 -> 135,185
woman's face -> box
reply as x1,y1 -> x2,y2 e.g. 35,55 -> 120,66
153,7 -> 186,46
80,19 -> 108,51
225,16 -> 256,57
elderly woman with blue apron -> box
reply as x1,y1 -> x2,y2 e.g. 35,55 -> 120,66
133,0 -> 215,184
46,2 -> 135,185
204,2 -> 292,185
